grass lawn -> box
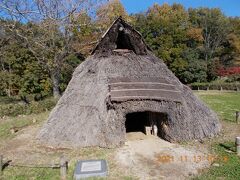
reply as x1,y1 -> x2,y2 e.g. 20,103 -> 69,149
194,91 -> 240,122
194,91 -> 240,180
195,141 -> 240,180
2,167 -> 60,180
0,112 -> 49,140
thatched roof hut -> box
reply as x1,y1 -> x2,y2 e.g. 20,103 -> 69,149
38,17 -> 221,148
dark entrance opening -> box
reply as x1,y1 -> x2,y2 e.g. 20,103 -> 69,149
116,30 -> 135,52
125,112 -> 150,133
125,111 -> 169,139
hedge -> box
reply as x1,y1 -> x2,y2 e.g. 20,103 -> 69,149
190,82 -> 240,91
0,98 -> 57,117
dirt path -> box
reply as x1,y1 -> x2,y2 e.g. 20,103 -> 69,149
115,132 -> 210,180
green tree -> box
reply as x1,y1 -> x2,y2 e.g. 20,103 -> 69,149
188,8 -> 230,62
71,12 -> 99,55
0,39 -> 50,99
134,3 -> 189,81
181,49 -> 207,83
0,19 -> 83,99
96,0 -> 130,31
226,18 -> 240,66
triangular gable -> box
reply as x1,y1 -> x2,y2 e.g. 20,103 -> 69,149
92,17 -> 151,55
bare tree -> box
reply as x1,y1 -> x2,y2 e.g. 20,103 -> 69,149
0,0 -> 105,98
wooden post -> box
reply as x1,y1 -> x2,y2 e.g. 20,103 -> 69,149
236,137 -> 240,156
60,156 -> 67,180
220,86 -> 223,91
0,155 -> 3,176
145,126 -> 151,135
236,111 -> 240,124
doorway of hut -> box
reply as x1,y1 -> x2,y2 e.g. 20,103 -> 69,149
125,111 -> 168,139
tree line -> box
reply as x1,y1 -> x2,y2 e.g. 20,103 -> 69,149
0,0 -> 239,100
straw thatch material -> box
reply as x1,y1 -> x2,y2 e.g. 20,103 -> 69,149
38,18 -> 221,148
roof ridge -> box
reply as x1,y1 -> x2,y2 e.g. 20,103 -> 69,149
91,16 -> 151,55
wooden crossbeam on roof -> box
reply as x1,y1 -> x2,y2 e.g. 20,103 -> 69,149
109,77 -> 182,103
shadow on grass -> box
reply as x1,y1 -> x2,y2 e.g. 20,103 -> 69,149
2,160 -> 12,170
219,143 -> 236,152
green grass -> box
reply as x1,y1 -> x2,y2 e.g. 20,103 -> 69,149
194,91 -> 240,179
195,91 -> 240,122
0,111 -> 49,140
0,96 -> 21,105
2,167 -> 60,180
195,141 -> 240,180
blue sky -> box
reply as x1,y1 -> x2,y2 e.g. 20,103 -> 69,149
121,0 -> 240,17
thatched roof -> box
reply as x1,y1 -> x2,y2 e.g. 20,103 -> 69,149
37,18 -> 221,148
92,17 -> 151,55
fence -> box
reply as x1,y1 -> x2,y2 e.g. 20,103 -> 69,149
190,82 -> 240,91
